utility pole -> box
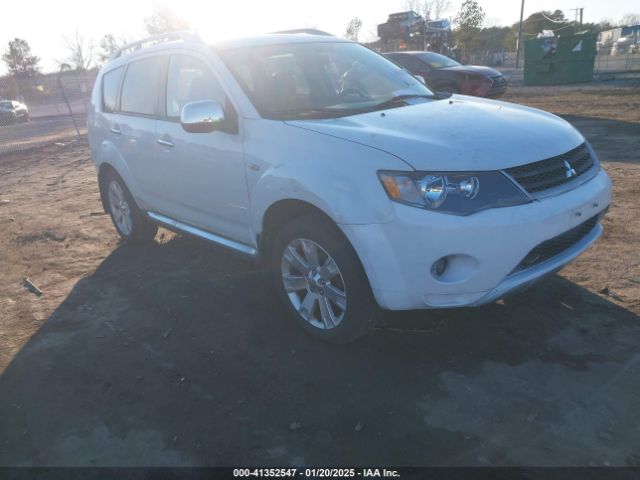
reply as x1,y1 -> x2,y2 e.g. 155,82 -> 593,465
515,0 -> 525,69
570,7 -> 584,31
579,8 -> 583,30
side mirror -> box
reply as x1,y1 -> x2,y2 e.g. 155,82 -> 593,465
414,74 -> 426,85
180,100 -> 225,133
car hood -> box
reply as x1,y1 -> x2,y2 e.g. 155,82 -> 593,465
285,96 -> 584,171
441,65 -> 502,77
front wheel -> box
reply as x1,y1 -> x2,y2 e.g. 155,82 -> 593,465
270,214 -> 379,343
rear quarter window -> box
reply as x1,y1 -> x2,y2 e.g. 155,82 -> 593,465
102,66 -> 123,113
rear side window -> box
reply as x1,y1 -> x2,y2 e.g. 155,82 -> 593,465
102,67 -> 123,113
120,56 -> 165,116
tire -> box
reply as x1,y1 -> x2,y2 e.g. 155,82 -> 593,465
270,213 -> 379,343
104,171 -> 157,243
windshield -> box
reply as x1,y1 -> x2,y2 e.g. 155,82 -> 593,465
418,52 -> 461,69
218,41 -> 434,120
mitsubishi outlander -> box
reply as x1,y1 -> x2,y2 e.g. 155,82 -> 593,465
88,31 -> 611,343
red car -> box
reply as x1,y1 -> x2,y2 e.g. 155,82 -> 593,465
385,51 -> 508,98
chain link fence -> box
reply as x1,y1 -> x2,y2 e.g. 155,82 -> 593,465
595,51 -> 640,72
469,50 -> 640,72
0,72 -> 95,156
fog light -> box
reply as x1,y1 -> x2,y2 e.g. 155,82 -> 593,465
431,257 -> 448,278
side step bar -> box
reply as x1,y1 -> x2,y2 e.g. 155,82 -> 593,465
147,211 -> 258,257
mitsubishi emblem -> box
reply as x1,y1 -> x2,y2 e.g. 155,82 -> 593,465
563,160 -> 577,179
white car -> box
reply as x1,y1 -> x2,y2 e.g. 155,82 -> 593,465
88,32 -> 611,343
0,99 -> 29,124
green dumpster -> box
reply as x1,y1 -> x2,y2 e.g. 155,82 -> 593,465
524,32 -> 596,86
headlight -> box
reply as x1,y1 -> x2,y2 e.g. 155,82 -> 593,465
584,139 -> 601,169
378,170 -> 531,215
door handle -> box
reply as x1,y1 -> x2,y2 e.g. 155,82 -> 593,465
110,126 -> 121,135
157,138 -> 174,148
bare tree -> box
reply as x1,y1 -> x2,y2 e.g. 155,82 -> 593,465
619,13 -> 640,26
345,17 -> 363,42
144,4 -> 190,35
61,31 -> 95,72
402,0 -> 451,20
403,0 -> 423,15
429,0 -> 451,20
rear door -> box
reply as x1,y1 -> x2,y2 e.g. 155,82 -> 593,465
116,55 -> 169,211
92,64 -> 124,165
155,53 -> 252,245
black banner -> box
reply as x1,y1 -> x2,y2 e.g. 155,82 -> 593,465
1,468 -> 640,480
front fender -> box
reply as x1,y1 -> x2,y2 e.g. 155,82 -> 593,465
245,120 -> 412,237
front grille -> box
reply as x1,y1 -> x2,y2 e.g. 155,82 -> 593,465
505,143 -> 594,195
489,75 -> 507,93
511,214 -> 599,274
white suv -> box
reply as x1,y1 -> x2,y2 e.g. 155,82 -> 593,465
88,32 -> 611,343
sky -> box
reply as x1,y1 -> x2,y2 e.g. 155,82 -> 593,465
1,0 -> 637,74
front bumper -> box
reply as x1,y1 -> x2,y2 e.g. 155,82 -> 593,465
469,222 -> 602,306
340,169 -> 611,310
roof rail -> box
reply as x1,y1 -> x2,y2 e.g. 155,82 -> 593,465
272,29 -> 334,36
110,31 -> 202,61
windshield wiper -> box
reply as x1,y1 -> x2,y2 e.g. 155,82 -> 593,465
369,94 -> 436,111
272,94 -> 443,120
273,107 -> 366,120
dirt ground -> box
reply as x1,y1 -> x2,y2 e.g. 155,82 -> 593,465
0,79 -> 639,467
0,116 -> 86,156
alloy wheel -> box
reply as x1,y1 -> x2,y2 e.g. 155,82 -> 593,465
108,180 -> 133,236
280,238 -> 347,330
